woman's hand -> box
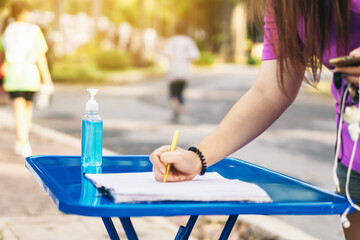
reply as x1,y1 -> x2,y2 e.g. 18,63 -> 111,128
149,146 -> 202,182
44,81 -> 55,94
334,47 -> 360,84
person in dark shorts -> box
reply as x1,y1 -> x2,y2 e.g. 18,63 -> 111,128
164,21 -> 199,123
2,1 -> 54,157
169,79 -> 187,121
8,91 -> 35,101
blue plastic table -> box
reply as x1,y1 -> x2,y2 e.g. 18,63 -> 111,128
25,155 -> 352,240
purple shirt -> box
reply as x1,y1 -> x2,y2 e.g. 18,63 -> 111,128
262,0 -> 360,172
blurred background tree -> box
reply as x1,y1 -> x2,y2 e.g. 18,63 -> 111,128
0,0 -> 264,83
0,0 -> 10,9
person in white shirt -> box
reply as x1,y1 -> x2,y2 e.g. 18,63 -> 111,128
2,1 -> 54,157
164,21 -> 200,122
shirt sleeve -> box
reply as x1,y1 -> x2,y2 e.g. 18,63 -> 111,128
34,26 -> 48,56
261,11 -> 278,61
164,38 -> 173,57
188,38 -> 200,60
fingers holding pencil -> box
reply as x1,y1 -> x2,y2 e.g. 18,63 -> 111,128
150,145 -> 171,175
150,146 -> 201,182
149,145 -> 180,182
163,130 -> 179,182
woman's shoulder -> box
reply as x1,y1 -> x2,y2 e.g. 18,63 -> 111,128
3,22 -> 43,43
7,22 -> 41,32
351,0 -> 360,14
170,35 -> 195,43
23,22 -> 42,32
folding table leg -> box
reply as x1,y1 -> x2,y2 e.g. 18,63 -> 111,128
174,215 -> 198,240
102,217 -> 120,240
119,217 -> 139,240
218,215 -> 238,240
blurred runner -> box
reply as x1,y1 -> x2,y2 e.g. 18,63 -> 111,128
164,21 -> 199,123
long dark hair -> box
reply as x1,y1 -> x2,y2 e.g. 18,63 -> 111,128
247,0 -> 350,91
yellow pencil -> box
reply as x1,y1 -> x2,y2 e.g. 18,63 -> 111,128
163,130 -> 179,182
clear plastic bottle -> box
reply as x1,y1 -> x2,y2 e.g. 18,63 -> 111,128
81,89 -> 103,167
80,165 -> 102,205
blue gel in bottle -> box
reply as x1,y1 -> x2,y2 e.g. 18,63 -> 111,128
81,89 -> 102,167
80,165 -> 102,205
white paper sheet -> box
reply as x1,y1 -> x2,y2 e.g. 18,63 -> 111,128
85,172 -> 272,203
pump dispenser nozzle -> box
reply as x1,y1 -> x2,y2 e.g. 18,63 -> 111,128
82,88 -> 103,167
86,88 -> 99,111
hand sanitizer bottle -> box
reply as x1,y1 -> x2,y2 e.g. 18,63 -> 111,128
81,89 -> 103,167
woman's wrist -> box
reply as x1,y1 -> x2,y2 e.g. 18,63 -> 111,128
188,146 -> 207,175
42,75 -> 53,84
187,150 -> 203,175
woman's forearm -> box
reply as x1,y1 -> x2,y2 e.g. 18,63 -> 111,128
197,87 -> 291,165
197,60 -> 304,166
36,54 -> 52,85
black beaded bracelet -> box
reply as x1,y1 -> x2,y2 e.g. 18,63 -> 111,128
188,146 -> 207,175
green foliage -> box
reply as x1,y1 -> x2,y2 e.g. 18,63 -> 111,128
194,51 -> 216,66
96,50 -> 131,70
103,0 -> 137,24
51,61 -> 104,84
70,40 -> 99,63
247,56 -> 261,66
51,56 -> 163,84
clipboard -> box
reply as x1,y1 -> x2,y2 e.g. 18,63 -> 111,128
84,172 -> 273,203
